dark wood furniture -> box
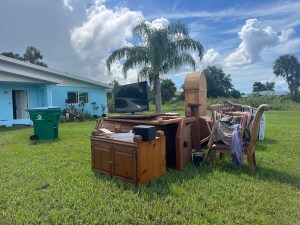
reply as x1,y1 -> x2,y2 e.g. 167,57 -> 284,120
91,131 -> 166,184
93,114 -> 194,170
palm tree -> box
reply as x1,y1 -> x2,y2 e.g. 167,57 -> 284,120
106,21 -> 204,113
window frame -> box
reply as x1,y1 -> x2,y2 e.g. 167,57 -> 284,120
67,91 -> 89,104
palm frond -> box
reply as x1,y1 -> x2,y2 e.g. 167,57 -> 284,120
106,47 -> 130,71
160,52 -> 196,74
122,47 -> 149,77
175,37 -> 204,59
133,21 -> 152,42
137,66 -> 151,80
167,21 -> 189,36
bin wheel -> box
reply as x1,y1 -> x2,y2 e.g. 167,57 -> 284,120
30,135 -> 39,144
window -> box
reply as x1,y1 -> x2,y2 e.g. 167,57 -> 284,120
67,92 -> 89,103
79,92 -> 89,103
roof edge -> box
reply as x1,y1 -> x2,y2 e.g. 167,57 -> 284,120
0,55 -> 112,88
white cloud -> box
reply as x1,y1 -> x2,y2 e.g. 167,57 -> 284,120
261,77 -> 289,92
201,49 -> 220,68
70,3 -> 143,60
274,79 -> 289,91
94,0 -> 107,6
145,18 -> 169,29
63,0 -> 73,12
224,18 -> 293,68
279,28 -> 295,42
97,59 -> 141,85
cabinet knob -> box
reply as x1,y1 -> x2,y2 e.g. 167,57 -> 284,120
108,161 -> 114,164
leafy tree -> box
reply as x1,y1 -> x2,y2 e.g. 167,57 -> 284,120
106,21 -> 204,113
273,54 -> 300,101
253,81 -> 266,92
106,79 -> 119,100
23,46 -> 47,67
178,84 -> 185,101
228,89 -> 242,98
203,66 -> 237,98
1,46 -> 47,67
252,81 -> 275,92
1,52 -> 24,61
265,81 -> 275,91
106,79 -> 119,113
161,79 -> 176,103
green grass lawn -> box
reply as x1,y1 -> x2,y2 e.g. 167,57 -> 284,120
1,106 -> 300,224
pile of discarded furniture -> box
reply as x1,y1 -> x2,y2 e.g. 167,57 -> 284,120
90,72 -> 270,184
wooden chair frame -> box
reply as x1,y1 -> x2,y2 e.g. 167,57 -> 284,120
208,104 -> 270,174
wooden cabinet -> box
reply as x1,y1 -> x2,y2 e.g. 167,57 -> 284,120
93,115 -> 194,170
91,132 -> 165,184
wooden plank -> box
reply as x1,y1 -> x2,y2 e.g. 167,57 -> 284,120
175,118 -> 192,170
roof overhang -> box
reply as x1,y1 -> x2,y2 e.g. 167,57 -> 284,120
0,55 -> 112,88
0,65 -> 61,84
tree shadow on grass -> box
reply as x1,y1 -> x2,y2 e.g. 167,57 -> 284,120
93,161 -> 214,199
256,137 -> 278,151
255,166 -> 300,189
93,155 -> 299,200
209,160 -> 299,190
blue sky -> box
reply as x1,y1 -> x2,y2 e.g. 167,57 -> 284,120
1,0 -> 299,93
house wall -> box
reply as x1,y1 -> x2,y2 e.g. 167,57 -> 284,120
0,83 -> 107,125
51,86 -> 107,115
0,82 -> 47,121
1,56 -> 110,125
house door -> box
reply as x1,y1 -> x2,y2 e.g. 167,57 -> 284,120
12,90 -> 29,119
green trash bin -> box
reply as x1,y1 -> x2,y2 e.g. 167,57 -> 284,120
28,107 -> 62,140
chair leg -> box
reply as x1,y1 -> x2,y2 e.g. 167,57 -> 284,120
211,150 -> 216,169
220,153 -> 225,160
246,152 -> 254,175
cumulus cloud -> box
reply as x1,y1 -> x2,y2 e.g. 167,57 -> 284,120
145,18 -> 169,29
201,49 -> 220,68
70,2 -> 143,60
279,28 -> 295,42
95,58 -> 141,85
224,18 -> 294,68
63,0 -> 73,11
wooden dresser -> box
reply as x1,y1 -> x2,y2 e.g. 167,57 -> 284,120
91,131 -> 166,184
93,114 -> 194,170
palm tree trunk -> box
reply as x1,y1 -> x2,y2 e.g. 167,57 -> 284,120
154,74 -> 163,113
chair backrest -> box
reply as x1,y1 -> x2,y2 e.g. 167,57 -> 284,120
210,104 -> 228,123
247,104 -> 270,153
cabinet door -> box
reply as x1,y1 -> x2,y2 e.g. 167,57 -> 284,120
92,142 -> 111,175
112,145 -> 136,183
